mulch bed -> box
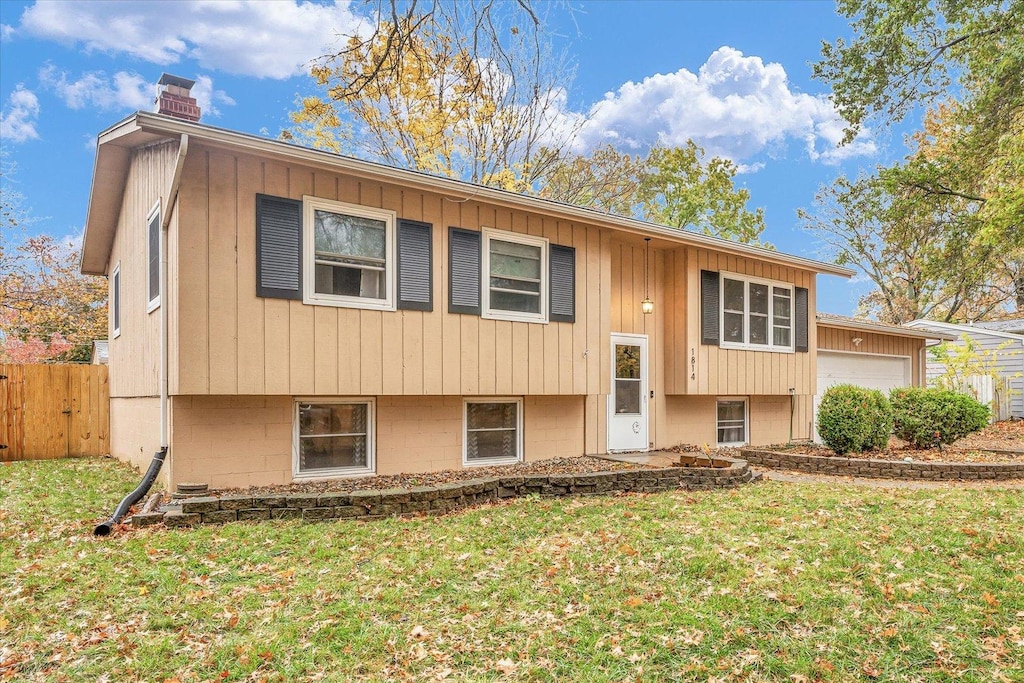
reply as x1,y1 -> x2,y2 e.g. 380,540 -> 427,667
209,455 -> 656,498
770,419 -> 1024,464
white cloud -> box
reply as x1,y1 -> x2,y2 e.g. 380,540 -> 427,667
39,64 -> 153,111
0,86 -> 41,143
568,46 -> 875,165
19,0 -> 367,79
39,65 -> 236,118
1,23 -> 14,41
190,75 -> 236,117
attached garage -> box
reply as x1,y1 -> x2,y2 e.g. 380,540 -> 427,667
813,313 -> 954,442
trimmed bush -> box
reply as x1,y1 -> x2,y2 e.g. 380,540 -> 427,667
890,387 -> 990,448
816,384 -> 893,455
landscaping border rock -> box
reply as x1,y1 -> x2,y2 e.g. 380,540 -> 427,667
741,448 -> 1024,481
133,457 -> 757,528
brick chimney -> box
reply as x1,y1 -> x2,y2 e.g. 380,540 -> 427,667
156,73 -> 200,122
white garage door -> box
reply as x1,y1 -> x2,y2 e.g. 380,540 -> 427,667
813,351 -> 911,442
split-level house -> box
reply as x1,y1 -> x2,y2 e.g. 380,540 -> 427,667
81,77 -> 938,489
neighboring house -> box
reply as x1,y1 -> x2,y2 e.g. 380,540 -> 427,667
971,318 -> 1024,336
80,77 -> 932,489
905,320 -> 1024,420
813,313 -> 953,441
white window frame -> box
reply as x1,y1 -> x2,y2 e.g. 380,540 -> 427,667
463,397 -> 524,467
111,262 -> 121,339
292,398 -> 376,479
481,229 -> 549,324
719,272 -> 794,352
146,202 -> 161,313
302,196 -> 397,311
716,397 -> 749,447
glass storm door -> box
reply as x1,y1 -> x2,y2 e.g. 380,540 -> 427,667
607,333 -> 649,452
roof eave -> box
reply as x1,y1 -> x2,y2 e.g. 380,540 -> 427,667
124,112 -> 854,278
818,316 -> 956,341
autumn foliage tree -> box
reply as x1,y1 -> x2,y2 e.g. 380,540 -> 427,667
291,3 -> 768,246
288,2 -> 573,190
1,161 -> 106,363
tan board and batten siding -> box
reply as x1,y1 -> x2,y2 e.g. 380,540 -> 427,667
171,143 -> 820,399
107,140 -> 179,399
173,144 -> 611,401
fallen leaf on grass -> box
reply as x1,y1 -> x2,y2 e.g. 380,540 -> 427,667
410,625 -> 430,641
494,658 -> 517,674
861,657 -> 880,678
982,591 -> 999,607
624,596 -> 644,608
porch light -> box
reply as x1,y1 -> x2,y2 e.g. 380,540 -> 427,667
642,238 -> 654,315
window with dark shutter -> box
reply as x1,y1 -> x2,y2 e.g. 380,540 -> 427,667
449,228 -> 481,315
549,244 -> 575,323
701,270 -> 720,345
794,287 -> 809,352
397,219 -> 432,311
256,194 -> 303,300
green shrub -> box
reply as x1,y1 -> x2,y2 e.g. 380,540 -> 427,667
890,387 -> 990,448
816,384 -> 893,454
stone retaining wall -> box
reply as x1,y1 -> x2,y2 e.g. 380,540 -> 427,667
741,448 -> 1024,481
136,460 -> 756,528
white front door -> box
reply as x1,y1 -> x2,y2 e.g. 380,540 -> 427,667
607,333 -> 649,452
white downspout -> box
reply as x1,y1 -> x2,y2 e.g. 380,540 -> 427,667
161,134 -> 189,450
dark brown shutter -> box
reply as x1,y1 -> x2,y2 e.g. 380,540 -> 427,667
701,270 -> 720,345
448,228 -> 481,315
256,194 -> 302,300
795,286 -> 809,352
549,244 -> 575,323
397,219 -> 432,311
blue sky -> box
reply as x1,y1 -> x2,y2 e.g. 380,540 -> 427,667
0,0 -> 907,315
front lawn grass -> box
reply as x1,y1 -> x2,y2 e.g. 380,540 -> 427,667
2,458 -> 1022,682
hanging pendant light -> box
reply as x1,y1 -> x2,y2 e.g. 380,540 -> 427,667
641,237 -> 654,314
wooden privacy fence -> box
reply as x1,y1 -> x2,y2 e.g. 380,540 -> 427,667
0,364 -> 109,461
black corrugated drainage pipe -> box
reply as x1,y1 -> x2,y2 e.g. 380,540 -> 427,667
93,447 -> 167,536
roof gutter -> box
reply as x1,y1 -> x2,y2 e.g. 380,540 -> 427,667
128,112 -> 854,278
818,318 -> 956,341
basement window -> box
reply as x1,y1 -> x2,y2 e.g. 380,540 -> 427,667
464,399 -> 523,466
717,398 -> 748,446
294,399 -> 376,478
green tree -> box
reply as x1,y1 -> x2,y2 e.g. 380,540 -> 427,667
539,142 -> 769,246
640,143 -> 768,246
536,144 -> 647,217
811,1 -> 1023,317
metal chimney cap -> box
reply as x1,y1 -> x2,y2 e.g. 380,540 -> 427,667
158,73 -> 196,89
